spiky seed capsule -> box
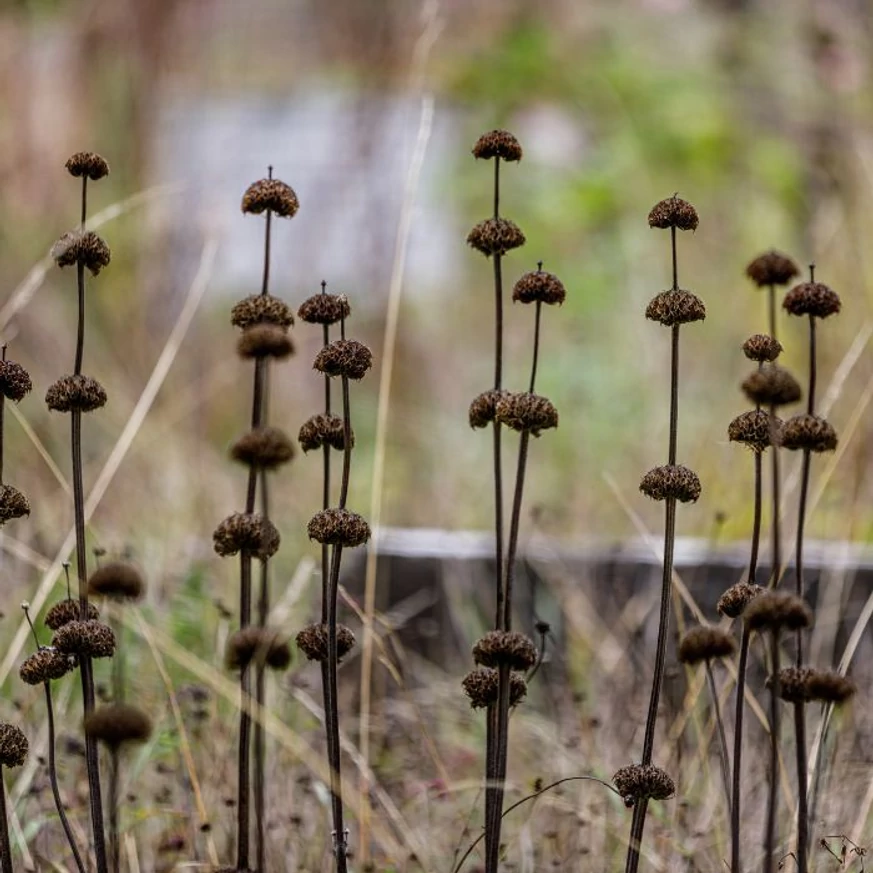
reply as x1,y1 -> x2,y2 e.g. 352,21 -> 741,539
307,508 -> 370,548
241,178 -> 299,218
728,410 -> 781,453
0,485 -> 29,524
295,623 -> 356,662
213,513 -> 280,560
645,290 -> 706,326
647,196 -> 698,231
51,231 -> 111,276
805,670 -> 856,704
613,764 -> 675,807
494,392 -> 558,437
467,218 -> 526,257
780,414 -> 837,453
313,339 -> 372,380
45,375 -> 108,413
512,269 -> 566,306
773,667 -> 814,703
52,620 -> 116,659
298,414 -> 352,452
469,390 -> 508,429
84,704 -> 152,748
678,626 -> 737,664
0,724 -> 28,767
717,582 -> 763,618
19,648 -> 76,684
225,627 -> 292,671
743,334 -> 782,363
461,668 -> 528,709
87,562 -> 145,601
230,427 -> 295,469
783,282 -> 841,319
65,152 -> 110,180
231,295 -> 294,329
744,591 -> 813,633
237,324 -> 294,360
44,599 -> 99,630
472,130 -> 523,162
297,294 -> 351,325
741,366 -> 802,407
639,465 -> 701,503
0,361 -> 32,402
745,250 -> 799,287
472,630 -> 538,671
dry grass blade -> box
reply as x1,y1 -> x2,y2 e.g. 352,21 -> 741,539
7,403 -> 70,494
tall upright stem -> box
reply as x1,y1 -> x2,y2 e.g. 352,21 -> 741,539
767,284 -> 782,587
254,471 -> 270,873
108,749 -> 120,873
764,632 -> 782,873
731,627 -> 751,873
705,660 -> 731,809
0,770 -> 11,873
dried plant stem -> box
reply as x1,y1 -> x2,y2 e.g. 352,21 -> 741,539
705,660 -> 731,809
108,749 -> 120,873
0,767 -> 11,873
767,284 -> 782,587
765,632 -> 782,873
731,626 -> 751,873
254,470 -> 270,873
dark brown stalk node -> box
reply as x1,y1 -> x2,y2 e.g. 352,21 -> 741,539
468,389 -> 508,429
645,290 -> 706,326
783,282 -> 841,319
0,485 -> 29,523
639,465 -> 701,503
744,591 -> 813,633
313,339 -> 373,380
0,724 -> 28,767
230,426 -> 295,469
717,582 -> 763,618
512,269 -> 566,306
19,648 -> 76,684
741,365 -> 802,407
780,414 -> 837,453
237,324 -> 294,360
241,178 -> 299,218
745,250 -> 799,287
467,218 -> 526,257
678,626 -> 737,664
494,392 -> 558,436
647,196 -> 698,231
742,334 -> 782,363
231,295 -> 295,329
298,414 -> 352,452
52,619 -> 116,659
613,763 -> 675,807
297,294 -> 351,325
44,599 -> 99,630
462,668 -> 527,709
213,513 -> 280,560
472,630 -> 537,671
306,508 -> 370,548
65,152 -> 110,180
45,374 -> 108,413
472,130 -> 523,162
51,231 -> 111,276
0,360 -> 32,402
87,561 -> 145,601
225,627 -> 292,672
728,410 -> 781,453
295,623 -> 356,663
84,704 -> 152,748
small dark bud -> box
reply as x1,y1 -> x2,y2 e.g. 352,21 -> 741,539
780,414 -> 837,453
0,360 -> 32,402
472,630 -> 538,671
44,599 -> 99,630
742,334 -> 783,363
717,582 -> 763,618
613,763 -> 675,807
65,152 -> 110,181
741,366 -> 802,408
494,392 -> 558,437
19,648 -> 76,684
313,339 -> 373,380
512,269 -> 566,306
461,668 -> 527,709
0,724 -> 28,767
213,513 -> 280,560
639,465 -> 701,503
225,627 -> 292,672
467,218 -> 526,257
84,704 -> 152,748
728,410 -> 781,453
744,591 -> 813,633
307,508 -> 370,548
52,619 -> 116,659
645,290 -> 706,326
237,324 -> 294,360
231,295 -> 295,329
298,414 -> 352,452
647,196 -> 698,231
678,626 -> 737,664
745,250 -> 799,287
469,390 -> 508,429
51,231 -> 111,276
45,375 -> 108,413
295,623 -> 356,663
241,178 -> 299,218
297,293 -> 351,325
472,130 -> 523,162
87,562 -> 145,601
230,427 -> 295,469
783,282 -> 841,319
0,485 -> 29,524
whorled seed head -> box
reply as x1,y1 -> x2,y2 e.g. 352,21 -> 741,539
65,152 -> 110,181
213,513 -> 280,560
512,269 -> 566,306
0,724 -> 28,768
743,334 -> 783,363
745,250 -> 799,287
741,366 -> 802,408
469,390 -> 508,429
783,282 -> 841,320
237,324 -> 294,360
298,414 -> 352,453
19,648 -> 76,684
241,178 -> 299,218
717,582 -> 763,618
51,230 -> 111,276
307,508 -> 370,548
0,485 -> 29,524
647,196 -> 698,231
45,375 -> 108,413
87,562 -> 145,601
678,626 -> 737,664
230,426 -> 295,469
0,360 -> 32,402
52,619 -> 116,659
461,668 -> 527,709
84,704 -> 152,748
639,465 -> 701,503
472,130 -> 523,162
297,293 -> 351,325
231,295 -> 295,329
225,626 -> 292,672
313,339 -> 372,380
467,218 -> 526,257
728,410 -> 781,453
44,599 -> 99,630
613,763 -> 675,808
773,666 -> 815,703
494,392 -> 558,437
472,630 -> 538,671
744,591 -> 813,633
295,623 -> 356,663
645,290 -> 706,326
780,414 -> 837,453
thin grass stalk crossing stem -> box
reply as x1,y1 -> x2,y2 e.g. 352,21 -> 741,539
705,660 -> 731,809
0,768 -> 10,873
765,633 -> 782,873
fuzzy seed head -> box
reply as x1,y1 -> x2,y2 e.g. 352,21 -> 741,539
717,582 -> 763,618
313,339 -> 372,380
743,334 -> 783,363
237,324 -> 294,360
87,562 -> 145,601
780,414 -> 837,453
65,152 -> 110,180
467,218 -> 526,257
613,763 -> 675,807
741,366 -> 802,408
45,375 -> 107,413
297,293 -> 351,325
52,619 -> 116,659
472,130 -> 523,162
472,630 -> 538,671
745,250 -> 799,287
774,666 -> 814,703
241,178 -> 299,218
461,668 -> 527,709
307,508 -> 370,548
0,485 -> 29,524
44,599 -> 99,630
295,623 -> 356,663
0,360 -> 32,402
298,414 -> 352,453
213,513 -> 280,560
231,295 -> 295,329
230,427 -> 295,469
0,724 -> 27,768
512,269 -> 566,306
494,392 -> 558,436
19,648 -> 76,684
728,410 -> 781,453
51,230 -> 111,276
469,390 -> 508,429
225,627 -> 292,672
647,196 -> 698,231
805,669 -> 856,704
678,626 -> 737,664
744,591 -> 813,633
639,465 -> 701,503
84,704 -> 152,748
645,290 -> 706,326
783,282 -> 841,319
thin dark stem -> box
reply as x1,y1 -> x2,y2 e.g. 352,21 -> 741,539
705,660 -> 732,811
322,320 -> 332,621
624,800 -> 649,873
731,627 -> 751,873
668,324 -> 679,465
254,471 -> 270,873
260,167 -> 273,297
74,177 -> 87,375
528,302 -> 541,394
794,703 -> 809,873
108,749 -> 119,873
768,284 -> 777,343
0,769 -> 11,873
236,574 -> 252,870
765,632 -> 782,873
769,406 -> 782,588
671,226 -> 678,291
0,395 -> 5,485
750,451 -> 763,583
493,157 -> 500,219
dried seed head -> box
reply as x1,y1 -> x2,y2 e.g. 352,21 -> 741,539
297,293 -> 351,325
472,630 -> 538,671
45,375 -> 108,413
307,508 -> 370,548
773,666 -> 814,703
0,724 -> 28,768
745,251 -> 799,287
613,763 -> 675,807
0,360 -> 32,402
494,392 -> 558,436
639,465 -> 701,503
213,513 -> 280,560
512,269 -> 566,306
231,295 -> 295,329
237,324 -> 294,360
0,485 -> 29,524
84,704 -> 152,748
467,218 -> 526,257
19,648 -> 76,684
313,339 -> 372,380
647,196 -> 698,231
44,599 -> 99,630
717,582 -> 763,618
728,410 -> 781,453
805,669 -> 856,704
87,562 -> 145,601
225,627 -> 292,672
461,668 -> 527,709
65,152 -> 110,181
52,619 -> 116,659
743,334 -> 783,363
469,390 -> 508,429
230,426 -> 295,469
295,623 -> 356,662
51,230 -> 111,276
298,414 -> 352,452
678,626 -> 737,664
645,290 -> 706,326
741,366 -> 802,408
780,414 -> 837,453
241,178 -> 299,218
744,591 -> 813,633
472,130 -> 523,162
783,282 -> 841,319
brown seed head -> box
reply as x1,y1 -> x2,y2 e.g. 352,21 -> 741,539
84,704 -> 152,748
494,392 -> 558,437
230,426 -> 295,469
297,293 -> 351,325
678,626 -> 737,664
805,669 -> 856,704
639,465 -> 701,503
613,763 -> 675,807
313,339 -> 372,380
213,513 -> 280,560
783,282 -> 841,320
0,360 -> 32,402
717,582 -> 763,618
298,414 -> 352,452
647,196 -> 698,231
65,152 -> 110,181
773,666 -> 814,703
295,623 -> 356,663
745,250 -> 799,287
741,365 -> 802,408
44,599 -> 99,630
512,269 -> 566,306
52,619 -> 116,659
307,508 -> 370,548
46,375 -> 108,413
472,630 -> 538,671
51,231 -> 111,276
728,410 -> 781,453
472,130 -> 523,162
87,562 -> 145,601
19,648 -> 76,684
241,178 -> 299,218
237,324 -> 294,360
461,668 -> 527,709
744,591 -> 813,633
231,295 -> 295,329
0,485 -> 29,524
469,390 -> 508,429
0,724 -> 28,768
645,290 -> 706,326
743,334 -> 783,363
225,626 -> 292,672
780,414 -> 837,453
467,218 -> 526,257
